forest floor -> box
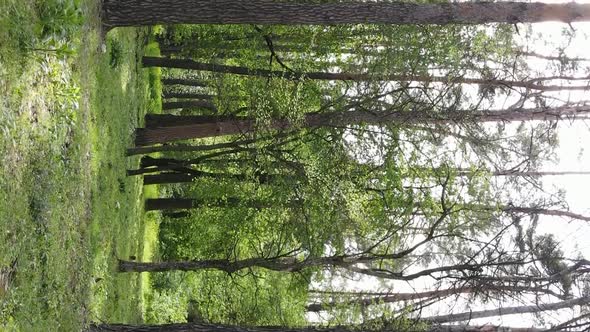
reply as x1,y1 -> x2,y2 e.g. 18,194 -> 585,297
0,0 -> 160,330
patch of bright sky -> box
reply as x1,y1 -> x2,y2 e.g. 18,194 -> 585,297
311,2 -> 590,327
521,6 -> 590,260
417,11 -> 590,325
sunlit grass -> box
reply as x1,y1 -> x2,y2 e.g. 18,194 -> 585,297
0,0 -> 159,330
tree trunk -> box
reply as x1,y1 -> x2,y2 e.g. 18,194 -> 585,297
142,57 -> 590,92
145,198 -> 194,211
306,285 -> 565,312
139,155 -> 254,169
145,198 -> 290,211
88,322 -> 544,332
102,1 -> 590,27
163,211 -> 191,219
162,92 -> 214,100
161,78 -> 206,88
504,206 -> 590,222
145,114 -> 245,128
134,120 -> 256,146
141,156 -> 183,168
87,323 -> 358,332
117,252 -> 505,280
162,100 -> 217,112
118,256 -> 319,273
473,170 -> 590,177
431,327 -> 542,332
143,172 -> 196,185
487,205 -> 590,222
134,105 -> 590,145
516,50 -> 590,62
126,132 -> 292,156
419,167 -> 590,178
126,138 -> 258,156
423,296 -> 590,323
407,201 -> 590,223
142,170 -> 292,185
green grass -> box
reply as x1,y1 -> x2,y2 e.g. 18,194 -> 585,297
0,0 -> 160,330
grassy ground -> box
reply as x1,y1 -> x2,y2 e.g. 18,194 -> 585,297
0,0 -> 160,330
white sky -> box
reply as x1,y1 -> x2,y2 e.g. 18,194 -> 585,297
527,12 -> 590,260
309,2 -> 590,328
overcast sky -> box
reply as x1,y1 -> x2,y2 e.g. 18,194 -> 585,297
309,2 -> 590,327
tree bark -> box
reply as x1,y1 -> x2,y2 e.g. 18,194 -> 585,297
142,170 -> 291,185
163,211 -> 191,219
134,105 -> 590,145
88,322 -> 547,332
142,57 -> 590,92
102,1 -> 590,27
469,170 -> 590,177
145,198 -> 290,211
145,114 -> 245,128
118,256 -> 322,273
88,322 -> 544,332
143,172 -> 196,185
127,131 -> 294,156
423,296 -> 590,323
134,120 -> 256,146
515,50 -> 590,62
145,198 -> 194,211
139,155 -> 268,169
162,92 -> 214,100
492,205 -> 590,222
306,285 -> 565,312
431,327 -> 542,332
418,167 -> 590,178
117,253 -> 503,280
87,323 -> 363,332
126,137 -> 259,156
162,100 -> 217,112
161,78 -> 206,88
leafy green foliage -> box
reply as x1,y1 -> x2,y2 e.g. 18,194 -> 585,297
148,270 -> 308,325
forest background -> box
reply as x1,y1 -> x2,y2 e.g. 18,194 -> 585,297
0,0 -> 590,331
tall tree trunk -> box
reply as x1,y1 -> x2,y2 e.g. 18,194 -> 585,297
493,205 -> 590,222
139,155 -> 256,169
118,256 -> 327,273
142,170 -> 291,185
88,322 -> 543,332
134,105 -> 590,146
469,170 -> 590,177
306,285 -> 565,312
134,120 -> 255,146
141,156 -> 186,168
423,296 -> 590,323
126,132 -> 293,156
163,211 -> 191,219
145,114 -> 244,128
162,92 -> 214,100
143,172 -> 196,185
126,137 -> 258,156
515,50 -> 590,62
431,327 -> 542,332
145,198 -> 194,211
407,201 -> 590,223
102,1 -> 590,27
145,197 -> 291,211
142,57 -> 590,92
161,78 -> 207,88
419,166 -> 590,178
117,252 -> 509,280
162,100 -> 217,112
